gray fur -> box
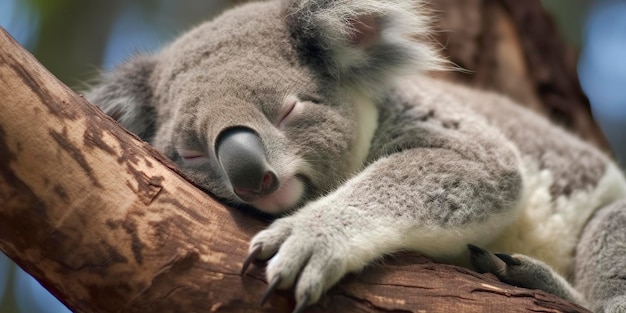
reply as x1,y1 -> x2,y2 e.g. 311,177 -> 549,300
86,56 -> 157,140
85,0 -> 626,311
446,81 -> 610,198
575,200 -> 626,313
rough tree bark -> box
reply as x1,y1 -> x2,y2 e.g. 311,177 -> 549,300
0,1 -> 604,312
430,0 -> 608,150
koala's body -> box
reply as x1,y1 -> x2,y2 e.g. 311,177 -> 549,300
87,0 -> 626,312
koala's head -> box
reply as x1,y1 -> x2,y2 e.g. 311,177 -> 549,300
87,0 -> 442,215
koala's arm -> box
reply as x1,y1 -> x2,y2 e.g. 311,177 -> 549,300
249,123 -> 524,306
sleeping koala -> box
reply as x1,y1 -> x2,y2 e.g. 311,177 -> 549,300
86,0 -> 626,312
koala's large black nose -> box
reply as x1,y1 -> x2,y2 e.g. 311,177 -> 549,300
215,128 -> 279,202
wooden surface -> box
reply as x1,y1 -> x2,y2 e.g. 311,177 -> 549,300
430,0 -> 608,150
0,1 -> 600,311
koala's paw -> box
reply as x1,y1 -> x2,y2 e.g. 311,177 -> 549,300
242,216 -> 351,313
467,245 -> 584,305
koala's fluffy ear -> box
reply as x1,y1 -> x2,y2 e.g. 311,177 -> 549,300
85,56 -> 157,141
286,0 -> 445,93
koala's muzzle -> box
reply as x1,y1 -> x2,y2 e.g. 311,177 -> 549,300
216,127 -> 279,202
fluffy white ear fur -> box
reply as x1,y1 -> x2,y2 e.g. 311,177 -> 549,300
287,0 -> 446,93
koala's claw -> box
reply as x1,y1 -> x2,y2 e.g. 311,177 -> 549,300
467,244 -> 507,275
260,275 -> 282,305
466,244 -> 486,256
248,216 -> 348,310
494,253 -> 521,266
292,294 -> 310,313
468,244 -> 587,305
241,243 -> 263,276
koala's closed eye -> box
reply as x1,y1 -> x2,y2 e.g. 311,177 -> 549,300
275,94 -> 326,129
278,97 -> 310,129
277,98 -> 298,128
176,148 -> 209,165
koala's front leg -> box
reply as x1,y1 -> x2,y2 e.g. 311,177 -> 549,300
244,147 -> 523,310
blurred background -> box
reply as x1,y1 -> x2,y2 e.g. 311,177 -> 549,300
0,0 -> 624,312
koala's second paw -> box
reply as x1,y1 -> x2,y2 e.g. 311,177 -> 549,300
242,216 -> 352,312
467,244 -> 585,305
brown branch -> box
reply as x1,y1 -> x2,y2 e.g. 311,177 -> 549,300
0,9 -> 590,313
430,0 -> 609,151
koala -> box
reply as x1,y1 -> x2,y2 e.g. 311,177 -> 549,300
86,0 -> 626,312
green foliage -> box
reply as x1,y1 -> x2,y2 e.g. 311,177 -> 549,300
542,0 -> 594,46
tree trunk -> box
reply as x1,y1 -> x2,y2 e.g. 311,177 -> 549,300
0,1 -> 602,312
430,0 -> 608,150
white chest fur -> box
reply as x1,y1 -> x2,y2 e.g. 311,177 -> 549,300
351,93 -> 379,172
487,161 -> 626,276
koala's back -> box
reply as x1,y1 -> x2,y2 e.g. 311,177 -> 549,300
381,75 -> 626,275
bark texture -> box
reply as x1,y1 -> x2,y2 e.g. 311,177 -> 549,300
0,0 -> 603,312
430,0 -> 608,150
